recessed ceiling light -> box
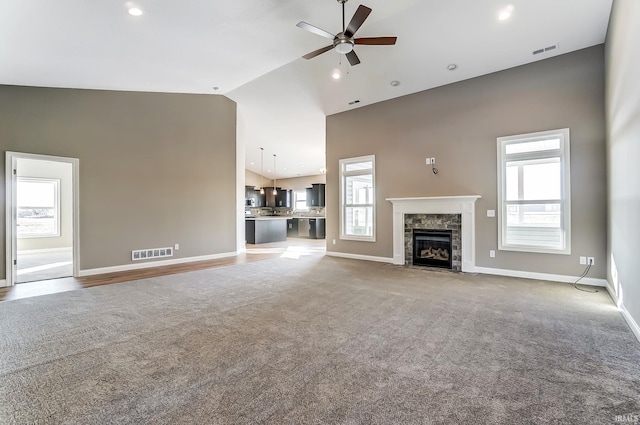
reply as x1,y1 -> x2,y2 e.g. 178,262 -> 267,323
127,7 -> 143,16
250,162 -> 254,165
498,5 -> 514,21
390,80 -> 400,87
447,64 -> 458,71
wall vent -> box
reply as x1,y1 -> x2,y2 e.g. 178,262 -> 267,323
132,246 -> 173,261
533,43 -> 559,55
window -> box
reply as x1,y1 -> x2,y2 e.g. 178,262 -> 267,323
17,177 -> 61,238
294,190 -> 308,211
497,129 -> 571,254
340,155 -> 375,241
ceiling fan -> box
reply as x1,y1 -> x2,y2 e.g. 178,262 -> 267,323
296,0 -> 397,66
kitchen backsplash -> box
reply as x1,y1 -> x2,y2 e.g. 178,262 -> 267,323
247,207 -> 325,217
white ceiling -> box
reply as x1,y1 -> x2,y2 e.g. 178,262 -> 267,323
1,0 -> 612,179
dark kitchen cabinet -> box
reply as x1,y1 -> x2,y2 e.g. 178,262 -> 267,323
245,186 -> 265,207
265,188 -> 292,208
264,187 -> 278,207
287,218 -> 298,237
287,218 -> 325,239
246,219 -> 287,244
306,183 -> 325,207
276,189 -> 292,208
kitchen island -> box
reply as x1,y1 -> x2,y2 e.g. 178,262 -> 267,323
245,217 -> 288,244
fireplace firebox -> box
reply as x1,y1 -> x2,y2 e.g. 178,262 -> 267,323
413,229 -> 453,269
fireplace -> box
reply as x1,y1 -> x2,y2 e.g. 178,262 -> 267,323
413,229 -> 453,269
387,196 -> 480,272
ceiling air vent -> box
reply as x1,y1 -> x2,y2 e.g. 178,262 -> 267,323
348,100 -> 360,105
533,43 -> 559,56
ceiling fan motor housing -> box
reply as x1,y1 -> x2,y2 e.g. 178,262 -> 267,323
334,33 -> 354,54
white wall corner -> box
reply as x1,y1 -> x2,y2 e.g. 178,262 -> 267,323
605,279 -> 640,343
0,279 -> 7,288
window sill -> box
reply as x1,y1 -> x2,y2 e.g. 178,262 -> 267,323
498,245 -> 570,255
340,235 -> 376,243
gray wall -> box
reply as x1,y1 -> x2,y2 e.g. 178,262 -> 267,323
245,170 -> 326,191
1,86 -> 237,273
326,46 -> 607,278
276,174 -> 326,190
16,158 -> 73,251
245,169 -> 263,189
605,1 -> 640,327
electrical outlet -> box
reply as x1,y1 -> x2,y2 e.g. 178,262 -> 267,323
580,256 -> 586,265
175,243 -> 180,250
587,257 -> 595,265
489,250 -> 495,258
332,239 -> 336,245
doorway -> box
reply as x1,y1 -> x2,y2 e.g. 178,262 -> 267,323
5,152 -> 80,287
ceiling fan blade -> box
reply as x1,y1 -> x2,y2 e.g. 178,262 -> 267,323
355,36 -> 397,45
302,45 -> 334,60
346,50 -> 361,66
344,5 -> 372,38
296,22 -> 336,40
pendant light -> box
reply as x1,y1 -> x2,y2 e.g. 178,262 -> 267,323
259,148 -> 265,195
272,154 -> 278,195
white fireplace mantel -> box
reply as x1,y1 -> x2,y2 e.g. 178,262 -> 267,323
386,196 -> 481,272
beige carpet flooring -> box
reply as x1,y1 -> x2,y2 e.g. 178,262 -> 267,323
0,254 -> 638,424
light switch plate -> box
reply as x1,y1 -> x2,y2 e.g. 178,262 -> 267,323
487,209 -> 495,217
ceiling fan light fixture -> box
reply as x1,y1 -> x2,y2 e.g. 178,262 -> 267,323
332,69 -> 342,79
334,41 -> 354,54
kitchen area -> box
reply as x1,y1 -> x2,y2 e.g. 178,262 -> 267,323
245,183 -> 326,245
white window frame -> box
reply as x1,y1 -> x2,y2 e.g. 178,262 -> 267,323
17,177 -> 61,238
497,128 -> 571,254
339,155 -> 376,242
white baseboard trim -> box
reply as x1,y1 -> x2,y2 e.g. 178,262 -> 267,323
605,281 -> 640,343
17,247 -> 72,255
472,266 -> 607,287
0,279 -> 7,288
326,251 -> 395,264
78,251 -> 238,277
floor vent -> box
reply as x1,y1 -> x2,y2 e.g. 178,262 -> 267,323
533,43 -> 559,55
132,247 -> 173,261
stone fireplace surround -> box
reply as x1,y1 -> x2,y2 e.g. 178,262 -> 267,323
406,215 -> 461,271
386,196 -> 481,272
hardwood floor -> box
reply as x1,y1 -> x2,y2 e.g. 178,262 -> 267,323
0,238 -> 326,302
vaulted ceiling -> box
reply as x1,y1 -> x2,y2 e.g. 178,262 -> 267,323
1,0 -> 612,178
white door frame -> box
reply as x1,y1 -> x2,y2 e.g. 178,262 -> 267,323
4,152 -> 80,287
